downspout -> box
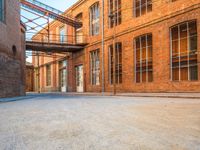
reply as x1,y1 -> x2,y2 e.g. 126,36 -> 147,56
101,0 -> 105,95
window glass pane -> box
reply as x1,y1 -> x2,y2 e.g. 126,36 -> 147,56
0,0 -> 4,22
141,0 -> 146,15
90,3 -> 100,35
171,21 -> 198,81
172,68 -> 179,81
180,24 -> 188,55
59,27 -> 65,43
109,43 -> 122,84
46,65 -> 51,86
135,0 -> 152,17
109,0 -> 121,28
90,49 -> 100,85
135,34 -> 153,83
147,0 -> 152,12
190,66 -> 198,81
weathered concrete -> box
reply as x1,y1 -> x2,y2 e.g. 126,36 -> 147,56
0,94 -> 200,150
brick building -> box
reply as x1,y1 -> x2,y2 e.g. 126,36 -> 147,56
0,0 -> 26,97
33,0 -> 200,93
26,62 -> 34,92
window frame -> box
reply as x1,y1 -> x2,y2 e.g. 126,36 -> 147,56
90,49 -> 100,85
134,0 -> 152,18
108,42 -> 123,84
108,0 -> 122,28
134,33 -> 153,83
89,2 -> 100,36
46,64 -> 51,86
170,20 -> 198,81
59,26 -> 66,43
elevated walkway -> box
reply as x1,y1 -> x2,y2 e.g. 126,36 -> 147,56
26,41 -> 86,52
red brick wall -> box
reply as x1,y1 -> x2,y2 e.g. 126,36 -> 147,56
33,0 -> 200,93
0,0 -> 26,97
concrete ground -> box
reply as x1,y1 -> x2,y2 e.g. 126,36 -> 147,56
0,94 -> 200,150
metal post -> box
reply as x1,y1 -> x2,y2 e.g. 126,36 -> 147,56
113,1 -> 116,95
47,15 -> 50,43
101,0 -> 105,95
37,51 -> 40,93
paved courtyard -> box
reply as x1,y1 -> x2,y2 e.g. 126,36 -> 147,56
0,94 -> 200,150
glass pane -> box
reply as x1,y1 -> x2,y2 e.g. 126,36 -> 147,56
135,0 -> 140,17
189,21 -> 197,36
147,0 -> 152,12
136,72 -> 140,83
148,71 -> 153,82
190,66 -> 198,81
172,68 -> 179,81
141,0 -> 146,15
171,26 -> 178,40
142,70 -> 146,82
180,67 -> 188,81
0,0 -> 2,21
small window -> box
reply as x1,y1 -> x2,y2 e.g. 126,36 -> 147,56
108,0 -> 122,28
0,0 -> 5,22
109,42 -> 122,84
59,26 -> 66,43
135,0 -> 152,17
90,3 -> 100,35
46,64 -> 51,86
90,49 -> 100,85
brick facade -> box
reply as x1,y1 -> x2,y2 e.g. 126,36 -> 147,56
26,62 -> 34,92
0,0 -> 26,97
33,0 -> 200,93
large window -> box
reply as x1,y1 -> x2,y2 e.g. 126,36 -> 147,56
170,20 -> 198,81
135,34 -> 153,83
0,0 -> 5,22
46,64 -> 51,86
90,49 -> 100,85
135,0 -> 152,17
90,3 -> 100,36
108,0 -> 121,28
109,42 -> 122,84
59,26 -> 66,43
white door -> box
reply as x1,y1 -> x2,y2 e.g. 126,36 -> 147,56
76,65 -> 84,92
60,69 -> 67,92
59,60 -> 67,92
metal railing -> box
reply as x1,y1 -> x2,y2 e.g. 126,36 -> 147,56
26,32 -> 87,45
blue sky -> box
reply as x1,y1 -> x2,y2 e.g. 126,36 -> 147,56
24,0 -> 78,62
38,0 -> 78,11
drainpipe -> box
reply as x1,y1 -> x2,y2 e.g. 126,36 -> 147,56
101,0 -> 105,95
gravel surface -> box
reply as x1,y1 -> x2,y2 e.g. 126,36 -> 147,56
0,94 -> 200,150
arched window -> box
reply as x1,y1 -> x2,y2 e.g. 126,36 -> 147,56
89,2 -> 100,36
170,20 -> 198,81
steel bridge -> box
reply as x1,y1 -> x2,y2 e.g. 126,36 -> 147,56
20,0 -> 86,53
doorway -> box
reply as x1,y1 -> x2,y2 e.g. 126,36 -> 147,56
59,60 -> 67,92
75,65 -> 83,92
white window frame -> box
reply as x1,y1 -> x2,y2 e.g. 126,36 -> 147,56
90,2 -> 100,36
90,49 -> 100,85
